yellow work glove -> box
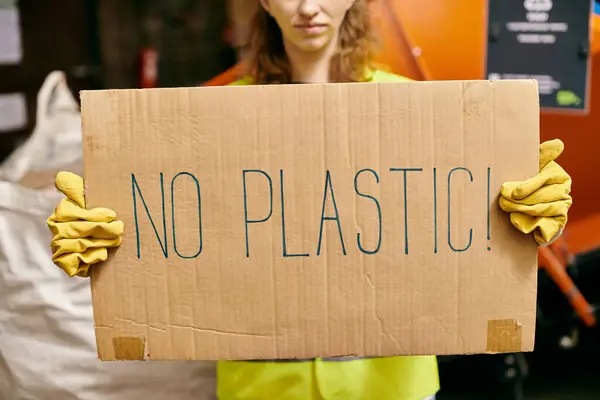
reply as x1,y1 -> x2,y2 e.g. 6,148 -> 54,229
499,139 -> 572,246
47,171 -> 124,277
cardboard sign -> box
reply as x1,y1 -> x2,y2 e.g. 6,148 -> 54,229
486,0 -> 592,113
82,80 -> 540,361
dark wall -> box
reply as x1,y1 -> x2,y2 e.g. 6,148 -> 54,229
0,0 -> 235,162
97,0 -> 236,89
0,0 -> 100,162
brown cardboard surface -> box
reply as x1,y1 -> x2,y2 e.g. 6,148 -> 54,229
81,80 -> 540,361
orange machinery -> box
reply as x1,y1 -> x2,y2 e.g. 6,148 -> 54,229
206,0 -> 600,328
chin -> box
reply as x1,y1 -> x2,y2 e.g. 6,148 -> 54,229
297,37 -> 332,52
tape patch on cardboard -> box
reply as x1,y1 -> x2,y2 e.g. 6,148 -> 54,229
112,336 -> 147,360
486,319 -> 522,353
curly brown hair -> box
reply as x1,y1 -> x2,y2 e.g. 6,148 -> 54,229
243,0 -> 377,84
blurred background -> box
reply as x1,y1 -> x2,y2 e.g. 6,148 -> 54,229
1,0 -> 599,399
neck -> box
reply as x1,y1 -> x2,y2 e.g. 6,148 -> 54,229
284,38 -> 337,83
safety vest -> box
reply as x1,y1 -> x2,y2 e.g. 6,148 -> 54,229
219,70 -> 440,400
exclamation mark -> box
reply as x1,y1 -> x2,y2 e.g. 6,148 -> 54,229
433,167 -> 438,254
487,167 -> 491,251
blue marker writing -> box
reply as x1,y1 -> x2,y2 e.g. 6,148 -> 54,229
242,170 -> 273,258
280,170 -> 309,257
354,168 -> 382,255
171,172 -> 203,259
317,170 -> 346,256
132,173 -> 168,259
447,167 -> 473,252
389,168 -> 423,255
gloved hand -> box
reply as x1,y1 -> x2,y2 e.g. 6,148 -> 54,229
499,139 -> 572,246
47,171 -> 124,277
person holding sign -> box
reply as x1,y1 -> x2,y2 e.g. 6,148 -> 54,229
47,0 -> 572,399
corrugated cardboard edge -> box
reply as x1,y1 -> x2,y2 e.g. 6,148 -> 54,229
112,336 -> 148,361
486,319 -> 523,353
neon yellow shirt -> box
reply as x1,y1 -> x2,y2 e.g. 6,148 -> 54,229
217,69 -> 439,400
229,69 -> 412,86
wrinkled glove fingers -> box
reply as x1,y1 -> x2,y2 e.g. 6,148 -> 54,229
55,171 -> 86,208
509,213 -> 566,246
501,163 -> 569,200
75,265 -> 92,277
501,182 -> 571,206
509,213 -> 538,235
51,237 -> 122,258
48,220 -> 124,240
499,197 -> 571,217
534,225 -> 564,247
539,139 -> 564,170
53,248 -> 108,277
50,198 -> 117,223
50,172 -> 124,278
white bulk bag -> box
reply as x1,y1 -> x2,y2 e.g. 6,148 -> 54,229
0,71 -> 216,400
